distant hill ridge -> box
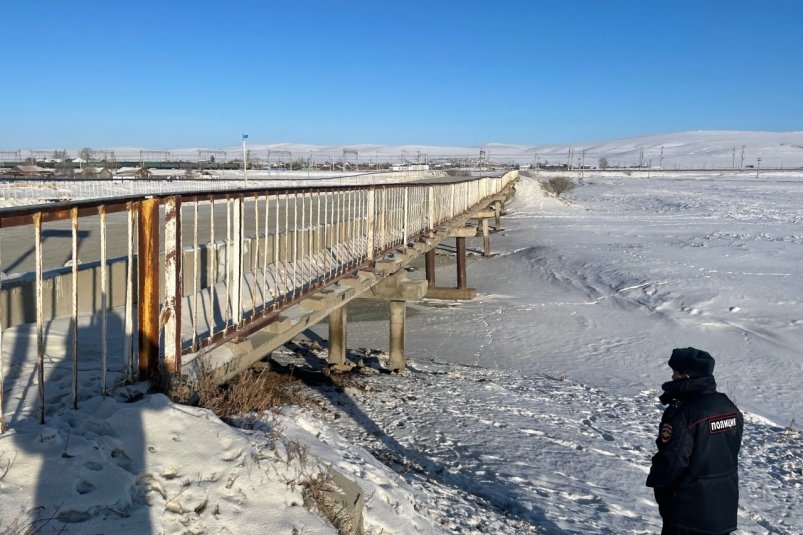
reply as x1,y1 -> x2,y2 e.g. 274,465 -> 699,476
10,131 -> 803,168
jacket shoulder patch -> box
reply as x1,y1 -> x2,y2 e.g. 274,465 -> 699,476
708,413 -> 739,434
660,422 -> 673,443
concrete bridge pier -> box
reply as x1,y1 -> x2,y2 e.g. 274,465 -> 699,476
424,227 -> 478,300
365,273 -> 428,371
328,306 -> 347,370
494,200 -> 503,230
456,236 -> 467,289
481,218 -> 490,257
473,209 -> 498,257
388,300 -> 406,371
425,249 -> 436,288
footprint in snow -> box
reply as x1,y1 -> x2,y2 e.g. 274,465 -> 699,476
110,448 -> 133,471
84,461 -> 103,471
76,480 -> 94,494
57,510 -> 91,523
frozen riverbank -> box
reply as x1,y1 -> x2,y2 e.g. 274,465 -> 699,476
2,171 -> 801,533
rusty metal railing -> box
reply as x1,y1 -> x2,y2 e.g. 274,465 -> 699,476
0,170 -> 455,205
0,172 -> 516,431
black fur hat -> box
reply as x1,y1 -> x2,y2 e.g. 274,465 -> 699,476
668,347 -> 715,378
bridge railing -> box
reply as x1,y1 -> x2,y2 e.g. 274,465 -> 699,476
0,171 -> 517,430
0,169 -> 450,205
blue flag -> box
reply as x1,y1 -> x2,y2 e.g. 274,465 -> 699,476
242,134 -> 249,140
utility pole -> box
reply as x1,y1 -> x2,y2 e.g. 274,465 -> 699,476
732,146 -> 736,169
756,157 -> 761,178
581,148 -> 586,179
639,147 -> 644,169
659,146 -> 664,169
740,145 -> 745,170
242,133 -> 249,186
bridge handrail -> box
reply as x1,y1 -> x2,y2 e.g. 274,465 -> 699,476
0,171 -> 517,431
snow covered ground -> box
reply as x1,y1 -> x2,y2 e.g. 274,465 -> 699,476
303,171 -> 803,532
2,168 -> 802,533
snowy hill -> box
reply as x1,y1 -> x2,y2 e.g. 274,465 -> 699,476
16,130 -> 803,169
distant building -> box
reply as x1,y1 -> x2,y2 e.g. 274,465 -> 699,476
391,164 -> 430,171
83,167 -> 113,179
114,167 -> 153,179
14,165 -> 55,177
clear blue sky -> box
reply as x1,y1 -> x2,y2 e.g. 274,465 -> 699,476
2,0 -> 801,149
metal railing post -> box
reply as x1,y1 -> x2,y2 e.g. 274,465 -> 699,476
71,207 -> 79,408
0,229 -> 4,432
99,205 -> 108,394
366,187 -> 375,261
233,195 -> 243,324
164,196 -> 183,373
403,187 -> 409,246
124,202 -> 135,380
191,200 -> 199,349
34,213 -> 44,424
209,196 -> 217,341
138,198 -> 160,379
427,185 -> 435,236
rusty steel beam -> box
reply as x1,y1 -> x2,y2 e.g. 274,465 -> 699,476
0,200 -> 131,228
138,198 -> 160,379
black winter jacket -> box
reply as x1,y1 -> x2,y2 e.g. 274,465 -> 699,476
646,376 -> 743,534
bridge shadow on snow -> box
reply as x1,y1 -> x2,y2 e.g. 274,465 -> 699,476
273,331 -> 568,534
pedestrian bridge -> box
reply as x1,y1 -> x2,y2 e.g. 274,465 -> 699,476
0,170 -> 518,430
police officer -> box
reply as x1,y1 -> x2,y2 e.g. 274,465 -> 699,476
647,347 -> 743,534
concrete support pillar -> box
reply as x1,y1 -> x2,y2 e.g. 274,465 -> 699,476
494,201 -> 502,229
328,306 -> 347,367
425,248 -> 436,288
389,300 -> 406,371
482,218 -> 490,257
456,237 -> 467,290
